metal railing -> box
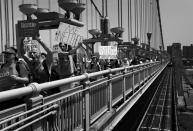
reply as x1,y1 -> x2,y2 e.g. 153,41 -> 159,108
0,61 -> 167,131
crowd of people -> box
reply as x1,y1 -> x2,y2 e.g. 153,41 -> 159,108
0,37 -> 155,93
0,36 -> 156,109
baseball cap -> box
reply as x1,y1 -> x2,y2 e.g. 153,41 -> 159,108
2,48 -> 17,54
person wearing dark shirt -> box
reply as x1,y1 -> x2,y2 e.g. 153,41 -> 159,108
0,47 -> 29,92
20,37 -> 53,84
0,47 -> 29,110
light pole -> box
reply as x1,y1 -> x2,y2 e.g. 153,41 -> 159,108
146,32 -> 152,51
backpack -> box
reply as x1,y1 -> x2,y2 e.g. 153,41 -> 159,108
16,58 -> 33,84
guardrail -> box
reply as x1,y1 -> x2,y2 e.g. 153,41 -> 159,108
0,61 -> 166,131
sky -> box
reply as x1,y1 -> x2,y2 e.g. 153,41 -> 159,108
159,0 -> 193,47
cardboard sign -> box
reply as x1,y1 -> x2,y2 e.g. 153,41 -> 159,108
24,40 -> 40,53
99,46 -> 117,59
18,20 -> 39,37
55,22 -> 83,47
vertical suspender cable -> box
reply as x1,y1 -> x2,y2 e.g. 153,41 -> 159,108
148,0 -> 151,32
102,0 -> 104,17
136,0 -> 139,38
153,1 -> 156,48
91,1 -> 93,28
141,0 -> 144,43
11,0 -> 15,47
118,0 -> 120,27
105,0 -> 108,17
4,0 -> 8,48
128,0 -> 130,41
86,0 -> 88,37
129,0 -> 132,41
152,0 -> 154,34
120,0 -> 122,27
140,0 -> 143,43
0,0 -> 3,51
134,0 -> 137,37
48,0 -> 52,48
144,0 -> 147,43
22,0 -> 25,20
142,0 -> 145,43
7,0 -> 10,47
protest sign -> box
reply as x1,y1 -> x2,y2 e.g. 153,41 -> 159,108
18,20 -> 39,37
55,22 -> 84,47
24,39 -> 40,53
99,46 -> 117,59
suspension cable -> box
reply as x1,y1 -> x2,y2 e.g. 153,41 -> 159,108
95,5 -> 98,29
11,0 -> 15,47
128,0 -> 130,41
91,1 -> 93,28
86,0 -> 88,37
90,0 -> 103,18
120,0 -> 122,27
48,0 -> 52,48
136,0 -> 139,38
0,0 -> 3,51
118,0 -> 120,27
140,0 -> 143,43
102,0 -> 104,17
129,0 -> 132,41
7,0 -> 10,47
4,0 -> 8,48
22,0 -> 25,20
134,0 -> 137,37
105,0 -> 108,17
142,0 -> 145,43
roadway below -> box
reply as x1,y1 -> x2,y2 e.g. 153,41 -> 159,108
112,66 -> 174,131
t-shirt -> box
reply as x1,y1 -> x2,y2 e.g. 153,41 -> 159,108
31,60 -> 50,83
0,62 -> 28,92
58,53 -> 74,78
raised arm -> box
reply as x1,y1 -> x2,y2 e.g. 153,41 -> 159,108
68,42 -> 82,54
35,37 -> 53,69
19,38 -> 31,65
35,37 -> 52,55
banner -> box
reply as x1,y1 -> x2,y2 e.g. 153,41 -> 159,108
55,22 -> 84,47
99,46 -> 117,59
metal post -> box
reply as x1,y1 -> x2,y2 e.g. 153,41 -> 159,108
147,32 -> 152,52
132,68 -> 135,94
25,83 -> 44,131
82,74 -> 90,131
107,69 -> 112,111
122,68 -> 126,102
138,67 -> 141,87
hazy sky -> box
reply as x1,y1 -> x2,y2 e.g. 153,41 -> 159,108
160,0 -> 193,47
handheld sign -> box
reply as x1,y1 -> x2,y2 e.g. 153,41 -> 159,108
18,20 -> 39,37
99,46 -> 117,59
55,22 -> 83,47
